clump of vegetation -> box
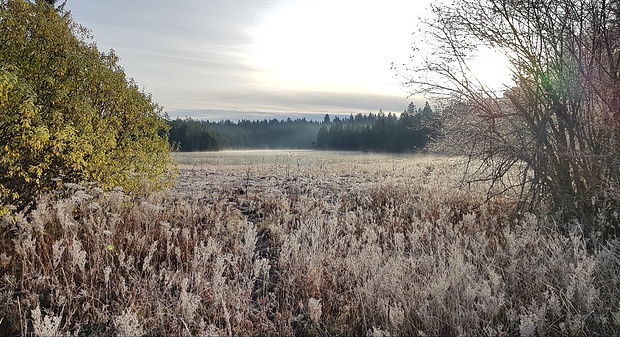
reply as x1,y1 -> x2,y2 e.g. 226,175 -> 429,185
408,0 -> 620,237
0,0 -> 173,215
1,153 -> 618,336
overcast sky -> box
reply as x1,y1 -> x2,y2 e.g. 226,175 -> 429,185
68,1 -> 512,121
66,0 -> 438,120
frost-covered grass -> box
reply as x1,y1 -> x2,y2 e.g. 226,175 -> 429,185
1,150 -> 619,336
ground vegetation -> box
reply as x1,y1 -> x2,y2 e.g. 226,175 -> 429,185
0,152 -> 617,336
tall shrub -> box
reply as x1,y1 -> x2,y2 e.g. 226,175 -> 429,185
409,0 -> 620,236
0,0 -> 173,213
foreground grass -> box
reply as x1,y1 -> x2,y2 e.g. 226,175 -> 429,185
1,152 -> 619,336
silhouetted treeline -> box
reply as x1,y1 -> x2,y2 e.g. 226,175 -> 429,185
316,102 -> 441,152
168,102 -> 440,152
168,118 -> 322,151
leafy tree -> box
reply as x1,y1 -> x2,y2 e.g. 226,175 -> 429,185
409,0 -> 620,236
0,0 -> 173,213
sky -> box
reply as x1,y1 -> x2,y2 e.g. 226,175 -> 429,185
67,0 -> 510,121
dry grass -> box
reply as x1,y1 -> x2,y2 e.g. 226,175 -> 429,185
1,150 -> 618,336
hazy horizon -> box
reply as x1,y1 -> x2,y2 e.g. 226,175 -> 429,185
68,1 -> 510,121
67,1 -> 432,120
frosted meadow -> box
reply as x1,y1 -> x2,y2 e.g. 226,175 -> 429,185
1,150 -> 619,336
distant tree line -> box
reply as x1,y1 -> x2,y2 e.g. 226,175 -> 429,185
316,102 -> 440,152
167,102 -> 440,153
168,118 -> 323,151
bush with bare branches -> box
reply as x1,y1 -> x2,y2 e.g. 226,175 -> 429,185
408,0 -> 620,237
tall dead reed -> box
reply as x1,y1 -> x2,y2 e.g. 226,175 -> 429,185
1,153 -> 618,336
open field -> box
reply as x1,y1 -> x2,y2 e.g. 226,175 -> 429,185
1,150 -> 619,336
173,150 -> 450,200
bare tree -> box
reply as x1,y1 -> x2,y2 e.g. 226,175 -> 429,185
408,0 -> 620,236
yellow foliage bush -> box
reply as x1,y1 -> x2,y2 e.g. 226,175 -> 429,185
0,0 -> 174,214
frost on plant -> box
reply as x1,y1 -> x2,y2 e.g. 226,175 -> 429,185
31,305 -> 62,337
308,297 -> 322,323
0,151 -> 618,336
113,308 -> 145,337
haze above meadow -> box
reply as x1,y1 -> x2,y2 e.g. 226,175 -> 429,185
68,0 -> 510,121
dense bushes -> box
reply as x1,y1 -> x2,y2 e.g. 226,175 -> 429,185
0,0 -> 173,214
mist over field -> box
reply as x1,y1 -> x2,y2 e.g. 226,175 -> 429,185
166,103 -> 438,152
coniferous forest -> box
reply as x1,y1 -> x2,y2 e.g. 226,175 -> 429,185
167,102 -> 440,152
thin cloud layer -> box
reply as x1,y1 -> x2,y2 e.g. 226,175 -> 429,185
68,0 -> 424,119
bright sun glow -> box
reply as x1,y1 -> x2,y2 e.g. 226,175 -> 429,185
250,0 -> 513,95
249,0 -> 418,94
468,46 -> 513,90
